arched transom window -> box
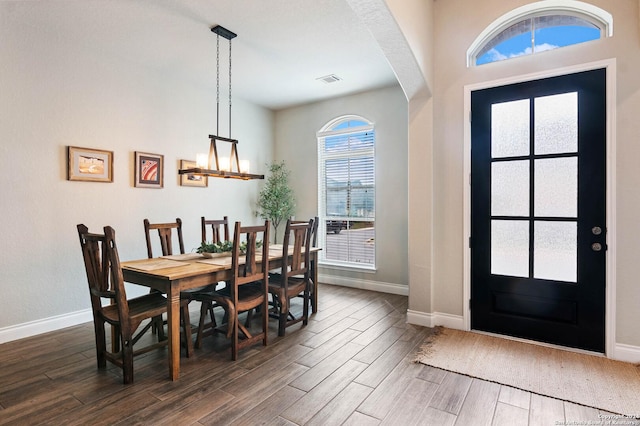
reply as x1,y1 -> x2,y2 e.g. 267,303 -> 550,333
468,1 -> 613,67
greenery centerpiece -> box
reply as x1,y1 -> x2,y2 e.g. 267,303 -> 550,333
257,161 -> 296,244
196,240 -> 261,257
196,240 -> 233,255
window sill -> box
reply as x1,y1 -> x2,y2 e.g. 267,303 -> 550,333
318,261 -> 377,273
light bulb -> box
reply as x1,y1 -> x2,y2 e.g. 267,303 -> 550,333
219,157 -> 230,171
196,153 -> 208,168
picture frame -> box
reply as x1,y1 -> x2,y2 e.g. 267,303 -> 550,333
67,146 -> 113,182
179,159 -> 208,187
134,151 -> 164,188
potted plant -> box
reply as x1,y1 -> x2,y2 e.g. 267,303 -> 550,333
257,161 -> 296,243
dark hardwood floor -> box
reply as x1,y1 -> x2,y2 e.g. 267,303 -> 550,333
0,283 -> 612,425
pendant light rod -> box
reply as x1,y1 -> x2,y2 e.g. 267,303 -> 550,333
213,25 -> 236,137
228,35 -> 232,138
216,32 -> 220,136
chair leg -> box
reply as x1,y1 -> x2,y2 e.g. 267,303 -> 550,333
94,320 -> 107,369
181,304 -> 193,358
154,315 -> 166,341
303,289 -> 310,326
245,308 -> 254,326
309,280 -> 316,313
195,301 -> 209,349
267,292 -> 279,318
150,289 -> 164,334
207,302 -> 217,328
121,338 -> 134,384
278,312 -> 287,337
225,303 -> 236,339
231,309 -> 239,361
112,324 -> 121,353
278,293 -> 288,337
262,299 -> 268,347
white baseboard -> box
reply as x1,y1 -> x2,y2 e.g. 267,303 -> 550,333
319,274 -> 409,296
0,309 -> 92,344
406,310 -> 465,329
612,342 -> 640,363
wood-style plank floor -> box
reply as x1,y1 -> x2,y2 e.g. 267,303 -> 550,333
0,284 -> 613,425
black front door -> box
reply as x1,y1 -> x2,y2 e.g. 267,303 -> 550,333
470,69 -> 606,352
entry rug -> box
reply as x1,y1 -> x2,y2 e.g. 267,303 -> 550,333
414,327 -> 640,416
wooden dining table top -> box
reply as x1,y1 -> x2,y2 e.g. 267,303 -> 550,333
122,253 -> 234,280
122,245 -> 299,278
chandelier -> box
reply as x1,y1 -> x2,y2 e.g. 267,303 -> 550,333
179,25 -> 264,180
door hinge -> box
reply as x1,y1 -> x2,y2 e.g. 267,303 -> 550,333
469,110 -> 472,123
468,237 -> 472,248
469,299 -> 472,310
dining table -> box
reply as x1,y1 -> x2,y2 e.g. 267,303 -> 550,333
121,245 -> 319,381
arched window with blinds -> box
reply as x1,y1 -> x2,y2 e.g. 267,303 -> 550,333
317,115 -> 375,269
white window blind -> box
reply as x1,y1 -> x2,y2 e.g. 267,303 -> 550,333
317,117 -> 375,268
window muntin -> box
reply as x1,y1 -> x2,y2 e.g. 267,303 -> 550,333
318,117 -> 375,268
468,1 -> 612,67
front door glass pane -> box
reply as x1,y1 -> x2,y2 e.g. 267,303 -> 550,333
491,220 -> 529,277
534,221 -> 577,282
534,92 -> 578,155
492,160 -> 529,216
492,99 -> 530,158
534,157 -> 577,217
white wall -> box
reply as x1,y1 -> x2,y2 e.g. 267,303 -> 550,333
0,2 -> 273,332
274,85 -> 409,292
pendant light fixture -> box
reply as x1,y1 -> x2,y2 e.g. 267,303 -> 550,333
179,25 -> 264,180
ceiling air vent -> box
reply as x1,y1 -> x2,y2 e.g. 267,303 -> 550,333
316,74 -> 342,84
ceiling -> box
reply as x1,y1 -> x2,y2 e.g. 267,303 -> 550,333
23,0 -> 400,110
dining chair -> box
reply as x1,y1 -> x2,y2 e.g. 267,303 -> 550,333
201,215 -> 230,244
268,218 -> 314,336
194,220 -> 270,360
143,218 -> 185,258
77,224 -> 193,384
143,217 -> 197,354
293,216 -> 318,313
193,216 -> 230,349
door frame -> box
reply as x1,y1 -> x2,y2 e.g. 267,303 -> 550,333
462,58 -> 617,356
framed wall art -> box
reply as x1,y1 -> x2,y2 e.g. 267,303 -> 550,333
67,146 -> 113,182
179,160 -> 208,187
134,151 -> 163,188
